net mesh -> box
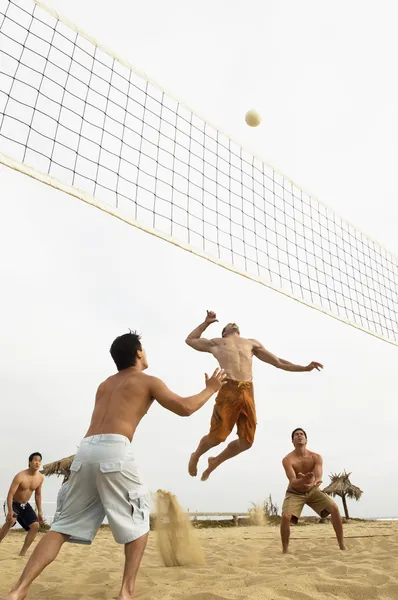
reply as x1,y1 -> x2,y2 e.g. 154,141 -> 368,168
1,0 -> 397,345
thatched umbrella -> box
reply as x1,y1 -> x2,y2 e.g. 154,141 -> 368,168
41,455 -> 75,478
323,471 -> 363,519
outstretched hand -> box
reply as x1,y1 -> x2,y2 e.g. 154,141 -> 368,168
205,368 -> 227,393
306,361 -> 323,372
297,471 -> 317,490
205,310 -> 218,325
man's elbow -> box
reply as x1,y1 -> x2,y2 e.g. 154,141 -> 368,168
178,403 -> 194,417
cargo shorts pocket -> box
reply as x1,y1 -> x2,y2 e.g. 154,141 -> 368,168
70,460 -> 82,473
128,491 -> 149,525
99,461 -> 123,474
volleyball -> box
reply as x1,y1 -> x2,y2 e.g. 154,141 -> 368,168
245,109 -> 261,127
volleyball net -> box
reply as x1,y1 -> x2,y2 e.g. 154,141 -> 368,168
1,0 -> 397,345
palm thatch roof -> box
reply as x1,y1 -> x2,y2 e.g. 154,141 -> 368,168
41,455 -> 75,477
323,471 -> 363,500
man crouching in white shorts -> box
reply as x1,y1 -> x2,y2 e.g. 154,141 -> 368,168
2,331 -> 226,600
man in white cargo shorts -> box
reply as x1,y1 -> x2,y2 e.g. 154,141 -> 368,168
52,434 -> 149,546
2,331 -> 226,600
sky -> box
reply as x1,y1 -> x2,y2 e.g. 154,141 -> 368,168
1,0 -> 398,520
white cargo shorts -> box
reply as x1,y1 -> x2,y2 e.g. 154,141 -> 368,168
51,434 -> 150,545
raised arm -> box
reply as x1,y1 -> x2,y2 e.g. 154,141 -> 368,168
185,311 -> 218,353
150,368 -> 226,417
35,478 -> 44,524
251,340 -> 323,372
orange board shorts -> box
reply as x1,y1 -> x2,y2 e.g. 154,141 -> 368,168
208,380 -> 256,445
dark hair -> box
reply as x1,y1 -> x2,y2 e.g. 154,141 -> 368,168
221,326 -> 227,337
29,452 -> 42,463
291,428 -> 307,440
110,331 -> 142,371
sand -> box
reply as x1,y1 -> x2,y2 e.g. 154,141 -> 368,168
155,490 -> 204,567
1,520 -> 398,599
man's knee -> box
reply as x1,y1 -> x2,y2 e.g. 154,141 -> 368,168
281,512 -> 292,524
238,438 -> 252,451
208,434 -> 225,445
29,522 -> 40,532
329,503 -> 340,517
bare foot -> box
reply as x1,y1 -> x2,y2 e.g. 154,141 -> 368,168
188,453 -> 199,477
340,544 -> 346,550
282,548 -> 289,554
18,551 -> 27,557
0,590 -> 28,600
201,457 -> 218,481
116,595 -> 134,600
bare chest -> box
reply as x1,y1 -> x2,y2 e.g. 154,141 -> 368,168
291,456 -> 315,475
212,339 -> 253,367
18,476 -> 41,493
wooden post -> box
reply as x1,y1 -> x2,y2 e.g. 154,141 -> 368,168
232,515 -> 238,526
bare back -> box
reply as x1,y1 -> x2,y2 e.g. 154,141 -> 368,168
13,470 -> 44,505
85,370 -> 155,442
209,336 -> 256,381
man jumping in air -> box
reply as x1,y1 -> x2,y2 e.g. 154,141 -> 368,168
186,311 -> 323,481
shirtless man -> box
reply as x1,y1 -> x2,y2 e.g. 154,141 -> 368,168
281,428 -> 345,553
0,453 -> 44,556
1,331 -> 226,600
186,311 -> 323,481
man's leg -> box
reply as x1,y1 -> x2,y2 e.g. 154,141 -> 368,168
19,523 -> 40,557
1,531 -> 69,600
188,434 -> 221,476
326,506 -> 345,550
117,533 -> 148,600
200,390 -> 257,481
280,513 -> 292,554
201,438 -> 252,481
0,520 -> 15,543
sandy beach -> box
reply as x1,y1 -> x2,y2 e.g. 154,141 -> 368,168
0,521 -> 397,599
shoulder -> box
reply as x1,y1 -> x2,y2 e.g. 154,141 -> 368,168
141,373 -> 157,384
125,372 -> 155,394
13,470 -> 27,484
247,338 -> 262,349
282,453 -> 293,465
34,474 -> 44,489
96,380 -> 108,394
310,451 -> 322,461
143,374 -> 163,391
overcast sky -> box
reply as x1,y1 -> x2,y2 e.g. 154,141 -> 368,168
1,0 -> 397,520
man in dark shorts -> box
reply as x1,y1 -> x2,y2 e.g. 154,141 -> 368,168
0,453 -> 45,556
